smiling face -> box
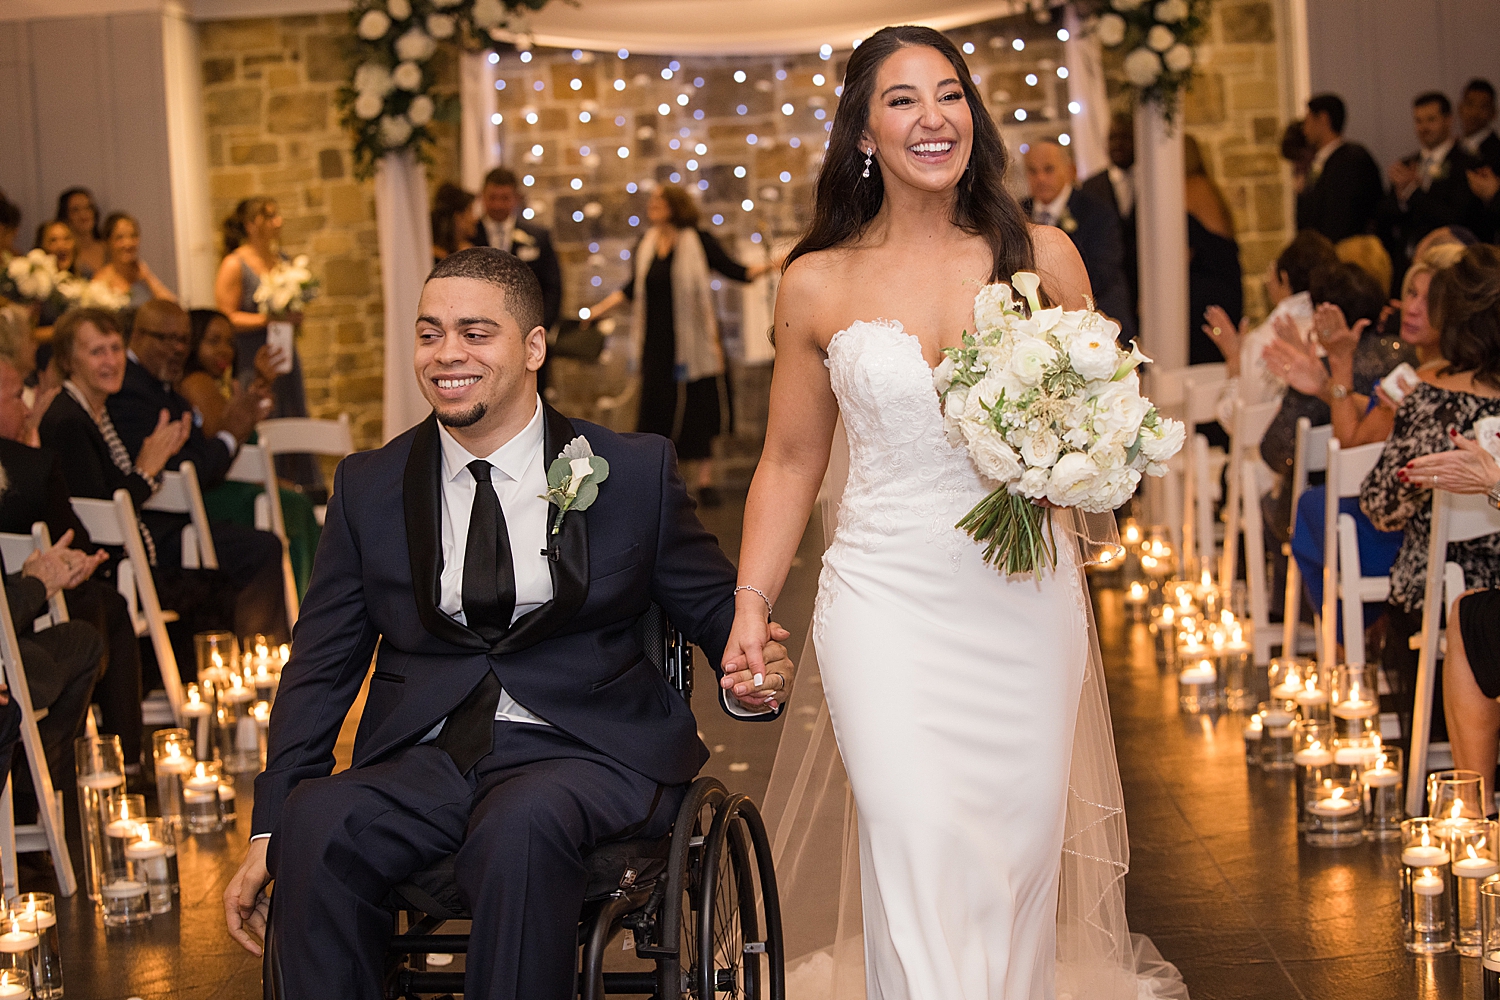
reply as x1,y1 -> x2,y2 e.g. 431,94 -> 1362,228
65,193 -> 96,238
1024,142 -> 1076,207
197,315 -> 237,378
71,322 -> 127,400
861,45 -> 974,196
1413,101 -> 1452,151
107,218 -> 140,267
40,222 -> 75,270
414,276 -> 546,453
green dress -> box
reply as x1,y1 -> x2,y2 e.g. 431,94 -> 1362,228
202,437 -> 322,598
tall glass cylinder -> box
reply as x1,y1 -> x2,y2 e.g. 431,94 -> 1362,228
0,913 -> 37,999
1242,711 -> 1264,766
1293,721 -> 1336,831
1481,882 -> 1500,998
124,819 -> 172,916
1149,604 -> 1180,671
1178,658 -> 1218,713
1330,662 -> 1380,739
215,676 -> 259,773
1403,818 -> 1454,954
101,793 -> 145,896
1363,746 -> 1405,842
1292,674 -> 1331,724
1451,820 -> 1500,956
193,630 -> 237,686
9,893 -> 60,999
183,761 -> 223,835
1430,769 -> 1486,827
181,685 -> 212,760
1268,657 -> 1311,704
151,730 -> 193,831
1305,762 -> 1364,847
73,735 -> 123,903
1259,701 -> 1296,772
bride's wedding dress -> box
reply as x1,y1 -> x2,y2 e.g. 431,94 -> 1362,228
762,319 -> 1187,1000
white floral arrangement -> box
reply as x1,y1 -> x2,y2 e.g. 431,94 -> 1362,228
1089,0 -> 1207,122
1,249 -> 62,305
50,275 -> 130,313
935,273 -> 1184,576
253,255 -> 321,316
341,0 -> 553,177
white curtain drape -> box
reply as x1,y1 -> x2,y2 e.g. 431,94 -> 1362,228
1063,5 -> 1109,181
459,50 -> 503,192
1134,101 -> 1187,371
375,149 -> 435,442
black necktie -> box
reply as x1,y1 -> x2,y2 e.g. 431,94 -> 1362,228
436,460 -> 516,774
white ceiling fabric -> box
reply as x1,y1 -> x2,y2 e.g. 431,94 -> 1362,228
495,0 -> 1034,55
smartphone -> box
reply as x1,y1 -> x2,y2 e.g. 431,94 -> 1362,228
1380,362 -> 1419,405
266,321 -> 295,375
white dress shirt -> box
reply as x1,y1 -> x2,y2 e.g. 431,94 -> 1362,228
1419,139 -> 1454,191
1463,127 -> 1496,156
1032,183 -> 1074,227
436,396 -> 552,725
1107,164 -> 1134,217
482,213 -> 515,252
1309,138 -> 1343,181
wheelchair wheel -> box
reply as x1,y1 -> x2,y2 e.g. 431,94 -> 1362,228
658,777 -> 728,999
695,793 -> 785,1000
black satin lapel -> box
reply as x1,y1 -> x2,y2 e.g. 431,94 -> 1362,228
403,415 -> 483,649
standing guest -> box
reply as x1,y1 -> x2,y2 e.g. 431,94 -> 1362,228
180,308 -> 320,596
56,188 -> 106,278
1023,140 -> 1134,342
583,185 -> 776,507
431,183 -> 477,261
1080,112 -> 1139,333
1379,92 -> 1483,288
1459,79 -> 1500,170
214,197 -> 322,494
93,213 -> 175,309
471,168 -> 562,393
1184,135 -> 1241,366
1296,94 -> 1383,244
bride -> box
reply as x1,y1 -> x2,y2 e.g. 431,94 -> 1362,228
718,25 -> 1187,1000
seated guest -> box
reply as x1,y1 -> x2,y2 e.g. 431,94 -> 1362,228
1363,245 -> 1500,745
431,183 -> 477,262
1022,140 -> 1134,342
107,301 -> 289,644
1405,429 -> 1500,806
0,354 -> 146,768
1184,135 -> 1242,366
1297,94 -> 1384,244
55,188 -> 105,279
1336,235 -> 1393,297
180,308 -> 320,596
1379,92 -> 1484,288
92,213 -> 175,310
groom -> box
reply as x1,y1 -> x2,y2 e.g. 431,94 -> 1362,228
224,247 -> 793,999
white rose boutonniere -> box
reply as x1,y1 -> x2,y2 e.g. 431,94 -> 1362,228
541,436 -> 610,534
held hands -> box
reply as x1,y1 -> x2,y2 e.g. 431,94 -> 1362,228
135,410 -> 192,479
225,836 -> 272,955
721,600 -> 795,711
253,344 -> 287,385
21,530 -> 106,598
1400,428 -> 1500,494
1389,160 -> 1420,200
1468,165 -> 1500,205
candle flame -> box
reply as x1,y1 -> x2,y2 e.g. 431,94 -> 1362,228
1201,568 -> 1212,588
1470,844 -> 1483,861
1331,786 -> 1345,801
1162,607 -> 1174,623
1304,678 -> 1317,693
1421,827 -> 1432,847
211,650 -> 222,668
1129,582 -> 1145,599
195,762 -> 207,779
1452,800 -> 1465,820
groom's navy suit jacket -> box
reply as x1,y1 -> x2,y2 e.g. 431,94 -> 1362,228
252,404 -> 765,837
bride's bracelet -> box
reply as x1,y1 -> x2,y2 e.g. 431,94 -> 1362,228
734,585 -> 773,619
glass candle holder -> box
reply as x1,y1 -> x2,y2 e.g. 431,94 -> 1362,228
0,969 -> 28,1000
1305,770 -> 1365,847
1258,700 -> 1296,772
1148,604 -> 1180,671
1480,882 -> 1500,996
1268,657 -> 1309,703
1403,818 -> 1455,954
1217,634 -> 1252,712
1178,658 -> 1219,713
183,761 -> 224,834
1429,769 -> 1486,830
99,877 -> 150,928
151,730 -> 193,831
1450,819 -> 1500,956
9,893 -> 60,999
1293,721 -> 1336,831
1292,674 -> 1331,724
1330,662 -> 1380,738
0,912 -> 37,996
219,777 -> 237,823
181,685 -> 212,760
252,701 -> 271,768
1123,580 -> 1150,622
124,819 -> 173,916
101,793 -> 145,890
73,735 -> 124,903
1363,747 -> 1405,842
1242,711 -> 1264,766
215,674 -> 260,773
193,630 -> 237,686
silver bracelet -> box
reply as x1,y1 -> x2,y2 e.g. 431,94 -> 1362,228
734,585 -> 773,618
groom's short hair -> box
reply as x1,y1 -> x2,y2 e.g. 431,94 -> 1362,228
426,247 -> 544,334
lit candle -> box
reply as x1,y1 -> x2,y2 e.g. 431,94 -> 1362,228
77,771 -> 123,792
0,918 -> 37,954
1454,844 -> 1500,879
1365,756 -> 1401,788
1293,740 -> 1333,768
1262,706 -> 1295,729
1412,872 -> 1446,896
1332,678 -> 1378,719
1125,581 -> 1147,605
278,643 -> 290,667
11,901 -> 53,933
1123,523 -> 1142,546
1307,786 -> 1360,817
157,746 -> 192,775
223,675 -> 255,704
185,763 -> 218,795
1243,716 -> 1264,741
1270,665 -> 1303,701
1178,660 -> 1217,686
0,971 -> 26,997
1403,833 -> 1450,867
1295,678 -> 1329,709
124,833 -> 165,861
104,799 -> 139,839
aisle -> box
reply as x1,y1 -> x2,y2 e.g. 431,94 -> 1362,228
1099,586 -> 1479,999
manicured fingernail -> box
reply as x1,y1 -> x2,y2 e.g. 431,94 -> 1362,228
1450,428 -> 1459,437
753,673 -> 763,687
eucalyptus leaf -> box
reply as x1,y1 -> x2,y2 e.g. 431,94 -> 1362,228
572,480 -> 600,511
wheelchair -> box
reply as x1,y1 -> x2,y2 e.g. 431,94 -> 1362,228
264,605 -> 786,999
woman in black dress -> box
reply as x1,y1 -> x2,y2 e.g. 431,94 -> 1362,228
586,185 -> 774,506
1185,135 -> 1243,366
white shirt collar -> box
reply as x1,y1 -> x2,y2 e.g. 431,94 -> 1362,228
483,213 -> 515,247
1311,137 -> 1343,175
1463,127 -> 1496,154
438,395 -> 544,486
1422,138 -> 1455,163
1037,183 -> 1074,223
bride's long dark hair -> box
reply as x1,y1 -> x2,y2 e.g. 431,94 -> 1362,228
785,25 -> 1035,282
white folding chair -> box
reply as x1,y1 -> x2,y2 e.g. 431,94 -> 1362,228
1321,439 -> 1390,672
1282,419 -> 1333,661
1405,489 -> 1500,816
69,491 -> 185,725
0,524 -> 68,632
1148,364 -> 1227,575
142,462 -> 218,571
1220,398 -> 1281,592
0,563 -> 78,897
227,444 -> 300,628
255,415 -> 355,526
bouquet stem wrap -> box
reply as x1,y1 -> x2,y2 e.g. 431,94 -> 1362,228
958,489 -> 1057,577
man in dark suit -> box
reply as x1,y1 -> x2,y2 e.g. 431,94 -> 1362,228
472,166 -> 563,392
1296,93 -> 1383,244
1023,140 -> 1134,342
106,300 -> 288,643
1379,91 -> 1484,287
1460,79 -> 1500,171
1080,113 -> 1138,336
0,356 -> 147,767
224,248 -> 794,999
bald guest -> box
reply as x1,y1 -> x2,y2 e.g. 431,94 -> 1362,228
1022,140 -> 1135,343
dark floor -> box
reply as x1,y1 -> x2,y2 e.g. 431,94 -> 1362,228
17,493 -> 1481,998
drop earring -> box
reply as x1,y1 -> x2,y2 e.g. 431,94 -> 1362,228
862,149 -> 873,179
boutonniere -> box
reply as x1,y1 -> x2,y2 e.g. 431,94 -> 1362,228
540,436 -> 609,535
1059,211 -> 1079,235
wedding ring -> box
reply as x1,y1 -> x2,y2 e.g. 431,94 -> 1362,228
1212,327 -> 1222,336
768,671 -> 786,691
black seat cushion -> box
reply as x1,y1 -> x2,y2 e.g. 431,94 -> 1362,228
387,835 -> 673,921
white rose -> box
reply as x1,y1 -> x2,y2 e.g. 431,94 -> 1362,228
380,114 -> 414,148
1082,467 -> 1142,513
395,27 -> 437,62
944,382 -> 971,420
1096,12 -> 1127,46
1146,24 -> 1175,52
386,0 -> 410,19
1138,416 -> 1186,463
1046,452 -> 1101,507
392,61 -> 423,91
1008,337 -> 1057,386
354,62 -> 393,96
1065,328 -> 1121,382
427,13 -> 456,39
1163,43 -> 1194,73
975,341 -> 1011,373
357,9 -> 391,39
471,0 -> 506,27
933,355 -> 957,393
1016,466 -> 1051,499
354,91 -> 386,120
968,433 -> 1024,484
407,94 -> 435,126
1123,47 -> 1163,86
974,368 -> 1023,409
1155,0 -> 1189,22
1093,382 -> 1152,440
973,283 -> 1016,331
1020,430 -> 1061,469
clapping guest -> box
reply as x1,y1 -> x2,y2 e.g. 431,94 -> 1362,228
1362,244 -> 1500,745
1460,79 -> 1500,170
431,183 -> 477,261
1379,92 -> 1484,286
93,213 -> 175,309
56,188 -> 106,278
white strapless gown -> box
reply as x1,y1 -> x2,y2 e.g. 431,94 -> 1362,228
812,319 -> 1091,1000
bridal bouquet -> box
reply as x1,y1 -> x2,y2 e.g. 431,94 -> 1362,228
253,256 -> 320,316
934,273 -> 1184,576
54,276 -> 129,313
1,249 -> 63,304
